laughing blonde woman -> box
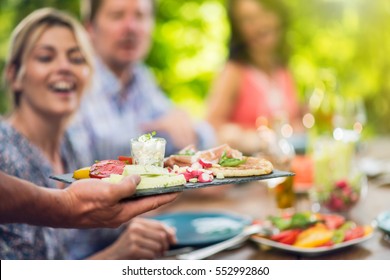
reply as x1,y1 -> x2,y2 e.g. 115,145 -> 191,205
0,8 -> 175,260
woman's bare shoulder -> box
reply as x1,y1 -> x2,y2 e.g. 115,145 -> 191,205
216,61 -> 245,85
224,61 -> 244,74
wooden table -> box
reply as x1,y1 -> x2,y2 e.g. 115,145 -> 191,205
154,138 -> 390,260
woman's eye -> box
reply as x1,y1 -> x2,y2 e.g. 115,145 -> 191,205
36,55 -> 52,63
109,11 -> 125,20
70,56 -> 86,64
69,53 -> 86,65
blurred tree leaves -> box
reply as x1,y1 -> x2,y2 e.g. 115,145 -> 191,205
0,0 -> 390,132
285,0 -> 390,133
147,0 -> 228,118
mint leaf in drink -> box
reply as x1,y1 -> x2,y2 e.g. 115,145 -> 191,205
138,131 -> 157,142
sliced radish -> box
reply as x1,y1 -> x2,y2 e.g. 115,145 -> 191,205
198,173 -> 213,183
190,169 -> 203,177
198,158 -> 213,169
203,169 -> 214,175
191,162 -> 203,170
181,172 -> 193,182
186,167 -> 193,173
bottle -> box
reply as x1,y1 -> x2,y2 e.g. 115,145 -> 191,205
257,115 -> 296,211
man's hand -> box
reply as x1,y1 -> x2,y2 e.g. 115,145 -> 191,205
142,109 -> 197,149
61,175 -> 179,228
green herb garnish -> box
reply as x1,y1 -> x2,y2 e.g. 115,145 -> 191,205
269,216 -> 291,231
178,149 -> 196,156
138,131 -> 156,142
290,212 -> 316,229
218,151 -> 247,167
269,212 -> 318,230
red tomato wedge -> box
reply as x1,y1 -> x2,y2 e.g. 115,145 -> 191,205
118,156 -> 133,164
89,160 -> 126,179
344,226 -> 365,242
321,214 -> 346,230
271,229 -> 302,245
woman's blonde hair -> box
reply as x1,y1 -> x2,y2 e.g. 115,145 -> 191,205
4,7 -> 94,108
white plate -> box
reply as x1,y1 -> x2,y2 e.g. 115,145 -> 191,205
358,157 -> 390,177
251,232 -> 374,257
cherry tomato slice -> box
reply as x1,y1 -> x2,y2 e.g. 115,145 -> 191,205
89,160 -> 126,179
322,214 -> 346,230
271,229 -> 301,245
344,226 -> 365,242
118,156 -> 133,164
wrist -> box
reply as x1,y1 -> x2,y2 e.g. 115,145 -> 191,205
34,187 -> 72,227
87,245 -> 118,260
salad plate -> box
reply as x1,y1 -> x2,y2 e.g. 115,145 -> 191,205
250,211 -> 375,257
251,233 -> 373,257
50,169 -> 294,199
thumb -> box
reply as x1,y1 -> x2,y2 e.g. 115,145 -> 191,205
111,175 -> 141,201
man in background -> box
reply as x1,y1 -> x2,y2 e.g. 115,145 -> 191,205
70,0 -> 215,166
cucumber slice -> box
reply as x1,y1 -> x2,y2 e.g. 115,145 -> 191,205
101,174 -> 124,184
122,165 -> 169,176
137,174 -> 186,189
102,173 -> 186,190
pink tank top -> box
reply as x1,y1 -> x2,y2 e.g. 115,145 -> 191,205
230,65 -> 299,129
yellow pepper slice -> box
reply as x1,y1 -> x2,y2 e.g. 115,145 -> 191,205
293,223 -> 333,248
73,166 -> 91,179
363,225 -> 373,236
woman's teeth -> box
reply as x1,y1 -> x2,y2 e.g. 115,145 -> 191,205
51,81 -> 74,92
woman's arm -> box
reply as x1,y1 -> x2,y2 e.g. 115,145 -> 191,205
207,62 -> 241,129
207,63 -> 262,154
0,171 -> 179,228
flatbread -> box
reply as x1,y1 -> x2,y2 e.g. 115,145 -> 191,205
209,157 -> 273,177
164,144 -> 243,168
164,144 -> 273,178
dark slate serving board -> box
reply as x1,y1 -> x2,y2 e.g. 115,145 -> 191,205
50,169 -> 294,199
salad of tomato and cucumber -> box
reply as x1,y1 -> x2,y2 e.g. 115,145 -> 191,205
254,212 -> 373,248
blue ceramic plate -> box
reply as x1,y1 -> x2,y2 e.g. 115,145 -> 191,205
152,212 -> 252,247
377,210 -> 390,235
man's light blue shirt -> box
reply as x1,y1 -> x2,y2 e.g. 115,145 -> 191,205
69,59 -> 215,167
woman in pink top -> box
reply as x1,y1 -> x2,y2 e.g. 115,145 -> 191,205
207,0 -> 301,154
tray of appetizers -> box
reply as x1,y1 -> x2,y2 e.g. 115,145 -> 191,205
50,169 -> 293,199
51,137 -> 294,198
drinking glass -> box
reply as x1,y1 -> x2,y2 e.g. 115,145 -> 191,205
310,137 -> 367,215
333,97 -> 366,142
130,137 -> 166,167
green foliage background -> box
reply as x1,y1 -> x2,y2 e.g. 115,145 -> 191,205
1,0 -> 390,133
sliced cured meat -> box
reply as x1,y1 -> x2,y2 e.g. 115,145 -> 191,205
89,160 -> 126,179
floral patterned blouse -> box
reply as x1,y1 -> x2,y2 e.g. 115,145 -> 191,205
0,121 -> 122,259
